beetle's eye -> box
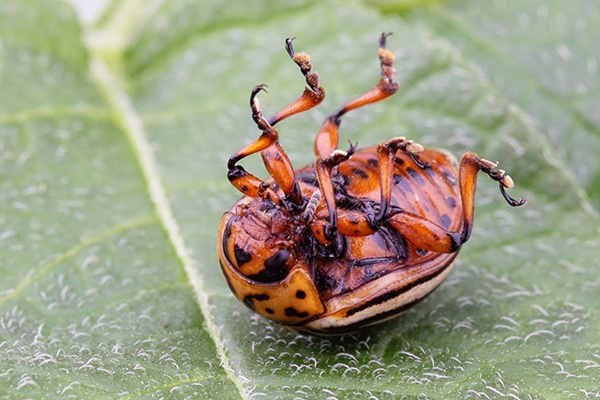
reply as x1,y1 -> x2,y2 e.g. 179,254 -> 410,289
265,249 -> 291,270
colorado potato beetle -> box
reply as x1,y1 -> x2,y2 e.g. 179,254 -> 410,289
217,34 -> 525,335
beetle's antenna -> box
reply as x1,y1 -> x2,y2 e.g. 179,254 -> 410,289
302,190 -> 321,222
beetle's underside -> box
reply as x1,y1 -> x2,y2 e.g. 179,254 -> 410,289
218,34 -> 524,333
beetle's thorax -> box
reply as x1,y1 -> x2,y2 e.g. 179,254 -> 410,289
225,197 -> 310,283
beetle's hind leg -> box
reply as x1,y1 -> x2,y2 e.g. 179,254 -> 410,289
326,151 -> 525,254
387,153 -> 525,252
458,152 -> 525,242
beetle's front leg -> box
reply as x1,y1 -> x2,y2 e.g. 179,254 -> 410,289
227,166 -> 278,200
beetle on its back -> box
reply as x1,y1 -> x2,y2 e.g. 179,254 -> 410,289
218,33 -> 525,335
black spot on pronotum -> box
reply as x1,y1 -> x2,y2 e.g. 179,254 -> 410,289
265,249 -> 291,270
233,244 -> 252,267
265,308 -> 274,315
440,214 -> 451,229
351,167 -> 369,179
285,308 -> 309,318
406,167 -> 426,186
296,290 -> 306,299
446,196 -> 457,209
248,249 -> 291,283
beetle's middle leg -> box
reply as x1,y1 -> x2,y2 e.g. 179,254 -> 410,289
313,33 -> 399,243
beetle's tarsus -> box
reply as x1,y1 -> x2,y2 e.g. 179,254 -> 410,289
285,37 -> 297,58
499,183 -> 526,207
481,162 -> 526,208
379,32 -> 393,49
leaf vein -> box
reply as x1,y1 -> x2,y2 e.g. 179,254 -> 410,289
88,58 -> 248,400
0,106 -> 112,127
0,215 -> 155,306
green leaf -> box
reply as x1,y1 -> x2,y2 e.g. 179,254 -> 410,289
1,0 -> 598,399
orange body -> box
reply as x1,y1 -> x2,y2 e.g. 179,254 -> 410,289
219,147 -> 463,334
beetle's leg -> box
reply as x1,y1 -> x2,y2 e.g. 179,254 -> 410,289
312,206 -> 459,254
375,137 -> 424,223
313,144 -> 357,244
314,33 -> 398,161
387,212 -> 462,253
458,152 -> 526,242
313,33 -> 399,239
268,38 -> 325,126
227,166 -> 281,204
228,85 -> 302,204
323,208 -> 459,253
385,153 -> 525,251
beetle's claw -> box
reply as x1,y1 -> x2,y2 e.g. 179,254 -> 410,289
499,183 -> 526,207
347,140 -> 358,157
285,37 -> 297,58
379,32 -> 393,49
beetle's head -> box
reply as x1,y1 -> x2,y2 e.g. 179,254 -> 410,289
223,198 -> 304,283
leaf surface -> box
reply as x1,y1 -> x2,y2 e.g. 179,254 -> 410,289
1,1 -> 598,399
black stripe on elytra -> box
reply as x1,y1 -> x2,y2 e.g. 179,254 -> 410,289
345,254 -> 457,317
352,256 -> 401,267
299,296 -> 428,336
351,167 -> 369,180
406,167 -> 426,186
392,174 -> 414,193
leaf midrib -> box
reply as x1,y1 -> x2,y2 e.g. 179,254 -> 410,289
85,53 -> 247,400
